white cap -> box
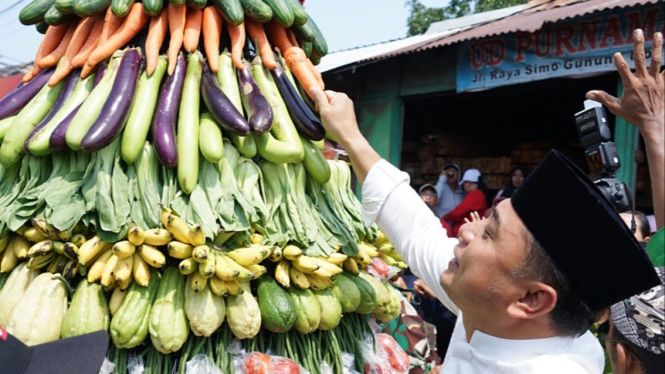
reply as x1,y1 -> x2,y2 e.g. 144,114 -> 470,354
459,169 -> 481,185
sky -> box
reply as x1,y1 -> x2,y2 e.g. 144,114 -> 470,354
0,0 -> 446,67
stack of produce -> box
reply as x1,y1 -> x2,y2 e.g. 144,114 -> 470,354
0,1 -> 411,373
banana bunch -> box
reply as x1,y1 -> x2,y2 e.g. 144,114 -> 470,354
369,230 -> 408,270
274,245 -> 346,290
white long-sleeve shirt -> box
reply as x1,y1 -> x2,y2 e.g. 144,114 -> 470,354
361,160 -> 605,374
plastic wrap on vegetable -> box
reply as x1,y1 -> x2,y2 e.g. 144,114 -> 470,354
186,354 -> 224,374
243,352 -> 302,374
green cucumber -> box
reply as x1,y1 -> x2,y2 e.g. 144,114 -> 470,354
300,135 -> 330,184
263,0 -> 293,28
19,0 -> 55,25
307,15 -> 327,57
257,277 -> 296,333
211,0 -> 244,26
142,0 -> 163,16
73,0 -> 111,17
239,0 -> 273,23
199,113 -> 225,163
55,0 -> 75,14
111,0 -> 135,17
187,0 -> 207,10
35,21 -> 49,34
285,0 -> 307,26
44,4 -> 72,25
300,40 -> 312,58
292,20 -> 314,42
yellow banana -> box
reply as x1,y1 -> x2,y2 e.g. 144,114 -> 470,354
188,224 -> 205,246
137,244 -> 166,268
0,233 -> 11,253
289,267 -> 310,289
26,252 -> 55,270
352,250 -> 371,266
167,241 -> 194,259
323,253 -> 347,266
224,279 -> 243,296
226,246 -> 272,266
376,243 -> 395,254
291,255 -> 319,273
109,288 -> 127,316
343,258 -> 360,275
13,235 -> 31,259
114,255 -> 133,283
209,276 -> 227,296
309,257 -> 343,275
383,250 -> 404,263
101,254 -> 120,287
118,274 -> 133,291
396,261 -> 408,270
179,258 -> 199,275
218,254 -> 254,281
78,236 -> 109,266
71,234 -> 86,249
305,273 -> 328,290
22,227 -> 49,242
127,226 -> 145,246
269,246 -> 283,262
311,266 -> 334,280
62,242 -> 78,260
245,264 -> 267,280
251,233 -> 264,245
47,255 -> 70,274
14,226 -> 28,236
165,214 -> 190,244
198,257 -> 216,278
63,260 -> 79,280
112,241 -> 136,259
283,245 -> 303,261
87,249 -> 113,283
31,218 -> 57,239
26,239 -> 53,258
190,273 -> 208,292
192,245 -> 210,263
358,242 -> 379,258
212,252 -> 239,281
57,230 -> 73,242
373,231 -> 387,246
143,229 -> 173,246
275,260 -> 291,288
132,253 -> 151,287
380,254 -> 399,267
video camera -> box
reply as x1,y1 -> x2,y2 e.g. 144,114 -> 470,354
575,101 -> 632,212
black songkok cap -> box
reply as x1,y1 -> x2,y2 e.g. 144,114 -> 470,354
511,150 -> 660,312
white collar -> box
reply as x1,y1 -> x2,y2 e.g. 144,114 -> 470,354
468,328 -> 578,362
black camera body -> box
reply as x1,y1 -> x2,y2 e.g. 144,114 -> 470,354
575,104 -> 632,212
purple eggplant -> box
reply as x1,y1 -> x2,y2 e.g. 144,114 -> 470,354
200,62 -> 250,135
80,49 -> 142,152
152,53 -> 186,168
49,104 -> 81,152
0,68 -> 55,120
271,64 -> 325,141
24,68 -> 81,152
238,61 -> 272,135
93,62 -> 107,86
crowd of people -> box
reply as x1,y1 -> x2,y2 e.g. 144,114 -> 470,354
310,28 -> 664,374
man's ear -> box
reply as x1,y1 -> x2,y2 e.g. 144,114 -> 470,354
615,342 -> 640,373
506,281 -> 557,319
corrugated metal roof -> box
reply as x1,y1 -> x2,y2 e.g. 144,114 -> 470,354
364,0 -> 659,63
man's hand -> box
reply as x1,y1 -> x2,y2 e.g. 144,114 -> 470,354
586,30 -> 663,132
414,279 -> 437,299
310,88 -> 362,146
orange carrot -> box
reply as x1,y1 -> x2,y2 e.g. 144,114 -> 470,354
286,29 -> 299,48
226,21 -> 246,70
48,58 -> 72,87
265,21 -> 293,57
167,2 -> 187,75
99,6 -> 123,47
183,7 -> 202,53
202,6 -> 223,72
33,22 -> 71,65
37,21 -> 78,69
71,17 -> 104,68
83,3 -> 148,77
245,19 -> 276,70
146,9 -> 169,75
65,16 -> 97,64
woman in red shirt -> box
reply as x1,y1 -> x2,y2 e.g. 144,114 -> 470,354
442,169 -> 488,238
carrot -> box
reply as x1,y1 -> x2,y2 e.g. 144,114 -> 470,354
83,3 -> 149,77
167,2 -> 187,75
227,21 -> 246,70
34,23 -> 71,63
37,21 -> 78,69
183,7 -> 202,53
265,21 -> 293,57
99,6 -> 123,47
48,58 -> 72,87
65,16 -> 97,64
202,6 -> 223,72
286,29 -> 299,48
71,17 -> 104,68
146,9 -> 169,75
245,19 -> 276,70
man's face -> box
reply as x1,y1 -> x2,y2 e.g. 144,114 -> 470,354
440,200 -> 531,327
420,189 -> 438,207
444,167 -> 458,183
619,212 -> 646,241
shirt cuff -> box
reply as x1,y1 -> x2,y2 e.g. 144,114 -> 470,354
361,159 -> 410,226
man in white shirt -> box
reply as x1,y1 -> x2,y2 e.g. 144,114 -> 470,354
308,29 -> 663,374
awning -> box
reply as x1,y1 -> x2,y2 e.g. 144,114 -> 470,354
0,75 -> 23,100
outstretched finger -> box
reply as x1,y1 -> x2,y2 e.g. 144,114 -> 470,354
633,29 -> 648,77
649,32 -> 663,78
309,87 -> 330,111
586,90 -> 621,114
613,52 -> 634,84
